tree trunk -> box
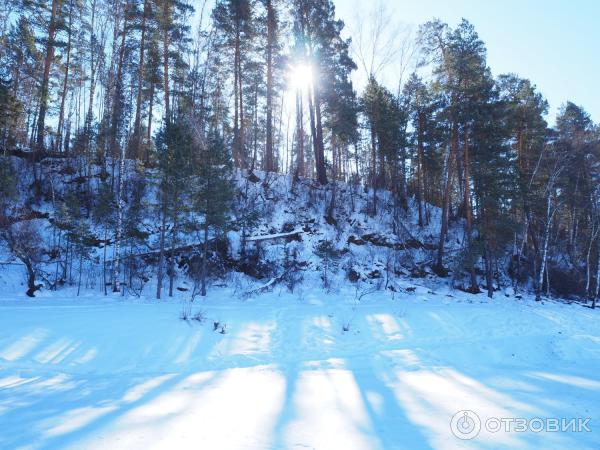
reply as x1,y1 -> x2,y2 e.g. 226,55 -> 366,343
103,227 -> 108,295
537,195 -> 553,301
416,112 -> 425,227
250,84 -> 258,171
307,86 -> 318,179
594,238 -> 600,309
77,252 -> 83,296
370,121 -> 377,215
584,220 -> 599,298
132,0 -> 149,159
295,90 -> 304,179
112,152 -> 125,292
84,0 -> 100,147
264,0 -> 275,172
435,122 -> 457,274
36,0 -> 61,152
147,81 -> 155,158
162,1 -> 171,121
237,32 -> 245,168
201,215 -> 209,296
24,257 -> 39,297
232,30 -> 240,167
168,218 -> 177,297
156,200 -> 167,299
313,84 -> 327,185
109,9 -> 128,159
327,137 -> 337,219
56,0 -> 73,153
463,128 -> 479,293
482,237 -> 494,298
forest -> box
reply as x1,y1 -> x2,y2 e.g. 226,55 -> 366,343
3,2 -> 600,449
0,0 -> 599,304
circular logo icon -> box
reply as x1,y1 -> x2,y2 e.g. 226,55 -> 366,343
450,410 -> 481,440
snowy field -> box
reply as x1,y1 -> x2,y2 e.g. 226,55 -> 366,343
1,287 -> 600,450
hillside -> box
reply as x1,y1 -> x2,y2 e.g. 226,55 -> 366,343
0,159 -> 495,301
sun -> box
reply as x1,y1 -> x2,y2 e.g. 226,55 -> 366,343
288,63 -> 313,91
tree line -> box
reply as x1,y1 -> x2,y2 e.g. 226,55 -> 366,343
0,0 -> 599,303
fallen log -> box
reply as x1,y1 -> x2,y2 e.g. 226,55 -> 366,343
245,229 -> 303,242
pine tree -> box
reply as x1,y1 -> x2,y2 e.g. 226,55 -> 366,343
129,0 -> 153,159
403,74 -> 444,227
292,0 -> 356,185
262,0 -> 279,172
497,74 -> 548,290
31,0 -> 67,152
155,115 -> 195,298
92,181 -> 116,295
190,127 -> 234,296
420,19 -> 493,289
361,77 -> 403,214
5,15 -> 41,149
469,82 -> 517,297
213,0 -> 255,169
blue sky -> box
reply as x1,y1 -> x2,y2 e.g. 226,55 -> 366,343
335,0 -> 600,124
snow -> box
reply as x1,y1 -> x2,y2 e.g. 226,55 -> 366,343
0,169 -> 599,448
1,286 -> 599,449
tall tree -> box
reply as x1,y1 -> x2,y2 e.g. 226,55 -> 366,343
292,0 -> 356,185
130,0 -> 152,159
156,0 -> 194,123
213,0 -> 254,168
361,77 -> 403,214
497,74 -> 548,290
155,116 -> 194,298
403,74 -> 443,227
420,19 -> 492,288
35,0 -> 64,152
263,0 -> 277,172
191,127 -> 233,296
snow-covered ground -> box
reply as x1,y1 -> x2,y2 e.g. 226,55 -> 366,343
1,285 -> 599,450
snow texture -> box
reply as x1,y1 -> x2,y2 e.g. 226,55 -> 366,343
0,282 -> 599,449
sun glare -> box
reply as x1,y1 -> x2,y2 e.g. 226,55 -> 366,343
288,64 -> 313,91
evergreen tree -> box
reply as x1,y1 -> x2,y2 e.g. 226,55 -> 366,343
190,127 -> 234,296
34,0 -> 65,152
497,74 -> 549,290
155,115 -> 195,298
262,0 -> 283,172
403,74 -> 444,227
292,0 -> 356,185
361,77 -> 404,214
213,0 -> 255,169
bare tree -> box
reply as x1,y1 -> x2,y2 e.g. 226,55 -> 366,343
0,222 -> 44,297
536,157 -> 564,301
585,195 -> 600,299
349,0 -> 417,91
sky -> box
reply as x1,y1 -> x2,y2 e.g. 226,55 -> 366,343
335,0 -> 600,125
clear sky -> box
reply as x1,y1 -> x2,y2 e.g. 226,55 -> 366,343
335,0 -> 600,124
